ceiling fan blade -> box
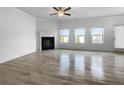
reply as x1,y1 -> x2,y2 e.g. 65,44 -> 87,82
64,13 -> 71,16
53,7 -> 59,11
58,7 -> 62,10
49,13 -> 58,16
64,7 -> 71,12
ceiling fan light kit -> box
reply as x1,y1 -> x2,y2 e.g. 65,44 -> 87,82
50,7 -> 71,17
58,11 -> 64,16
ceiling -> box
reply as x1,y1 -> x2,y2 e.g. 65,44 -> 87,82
18,7 -> 124,21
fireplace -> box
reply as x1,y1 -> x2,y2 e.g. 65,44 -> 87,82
41,37 -> 55,50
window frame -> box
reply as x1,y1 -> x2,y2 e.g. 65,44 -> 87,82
91,28 -> 104,44
59,29 -> 70,43
74,28 -> 86,44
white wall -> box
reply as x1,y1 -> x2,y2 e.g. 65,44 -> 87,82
57,15 -> 124,51
36,19 -> 57,51
0,8 -> 36,63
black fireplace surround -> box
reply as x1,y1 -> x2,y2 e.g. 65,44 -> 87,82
41,37 -> 55,50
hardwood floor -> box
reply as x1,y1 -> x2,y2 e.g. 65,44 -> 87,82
0,50 -> 124,85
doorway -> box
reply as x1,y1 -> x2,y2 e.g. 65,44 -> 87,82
114,25 -> 124,50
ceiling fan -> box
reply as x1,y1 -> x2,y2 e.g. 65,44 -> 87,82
50,7 -> 71,17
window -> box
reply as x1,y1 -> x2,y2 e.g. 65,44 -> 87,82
60,29 -> 69,43
91,28 -> 104,44
75,28 -> 85,43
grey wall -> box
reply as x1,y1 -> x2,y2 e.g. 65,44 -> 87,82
57,15 -> 124,51
0,8 -> 36,63
36,18 -> 57,51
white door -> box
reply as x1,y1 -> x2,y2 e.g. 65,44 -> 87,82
114,25 -> 124,49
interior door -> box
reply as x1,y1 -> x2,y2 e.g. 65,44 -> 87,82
114,25 -> 124,49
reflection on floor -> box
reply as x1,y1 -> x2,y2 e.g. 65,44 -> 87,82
0,50 -> 124,84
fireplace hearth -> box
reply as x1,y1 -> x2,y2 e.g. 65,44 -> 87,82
41,37 -> 55,50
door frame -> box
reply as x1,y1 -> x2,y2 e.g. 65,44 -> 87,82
113,24 -> 124,51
